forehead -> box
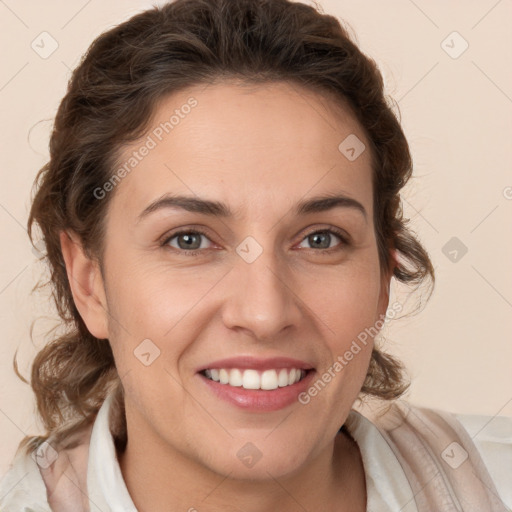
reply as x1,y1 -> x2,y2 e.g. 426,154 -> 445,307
111,80 -> 373,221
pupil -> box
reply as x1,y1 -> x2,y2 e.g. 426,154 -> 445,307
181,234 -> 199,249
312,232 -> 328,248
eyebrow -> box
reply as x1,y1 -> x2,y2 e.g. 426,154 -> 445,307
137,192 -> 367,223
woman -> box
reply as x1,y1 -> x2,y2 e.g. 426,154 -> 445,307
0,0 -> 510,510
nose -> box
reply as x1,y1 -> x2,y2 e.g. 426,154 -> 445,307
221,242 -> 304,342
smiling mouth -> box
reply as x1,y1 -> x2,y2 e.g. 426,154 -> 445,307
200,368 -> 310,390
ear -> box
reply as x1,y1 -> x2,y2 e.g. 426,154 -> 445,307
59,230 -> 109,339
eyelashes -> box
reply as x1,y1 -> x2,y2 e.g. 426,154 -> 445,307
160,226 -> 351,257
296,228 -> 350,251
162,228 -> 213,255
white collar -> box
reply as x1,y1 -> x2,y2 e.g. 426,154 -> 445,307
345,410 -> 418,512
86,391 -> 137,512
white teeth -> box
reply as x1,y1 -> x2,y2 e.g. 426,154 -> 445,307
203,368 -> 306,390
229,368 -> 243,387
261,369 -> 278,390
278,369 -> 289,387
219,369 -> 229,384
242,369 -> 260,389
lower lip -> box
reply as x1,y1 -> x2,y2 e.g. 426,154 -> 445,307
198,370 -> 316,412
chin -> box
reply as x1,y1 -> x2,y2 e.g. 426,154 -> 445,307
199,438 -> 313,481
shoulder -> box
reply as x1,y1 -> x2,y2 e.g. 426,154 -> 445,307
454,411 -> 512,509
370,401 -> 512,510
0,423 -> 93,512
0,439 -> 51,511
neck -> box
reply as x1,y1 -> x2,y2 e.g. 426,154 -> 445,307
117,421 -> 366,512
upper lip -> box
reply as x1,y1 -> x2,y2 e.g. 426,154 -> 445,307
196,356 -> 315,373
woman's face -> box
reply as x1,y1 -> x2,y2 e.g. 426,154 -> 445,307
87,81 -> 391,478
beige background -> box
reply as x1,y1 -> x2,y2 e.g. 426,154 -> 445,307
1,0 -> 511,477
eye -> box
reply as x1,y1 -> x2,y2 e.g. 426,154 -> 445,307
161,227 -> 350,256
162,229 -> 214,254
297,228 -> 349,252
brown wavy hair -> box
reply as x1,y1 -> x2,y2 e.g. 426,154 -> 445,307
17,0 -> 435,455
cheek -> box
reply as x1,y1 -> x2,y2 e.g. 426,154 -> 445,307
103,267 -> 198,418
303,259 -> 383,341
297,256 -> 382,398
106,257 -> 213,331
103,262 -> 220,376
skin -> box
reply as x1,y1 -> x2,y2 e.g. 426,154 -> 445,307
60,80 -> 394,511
